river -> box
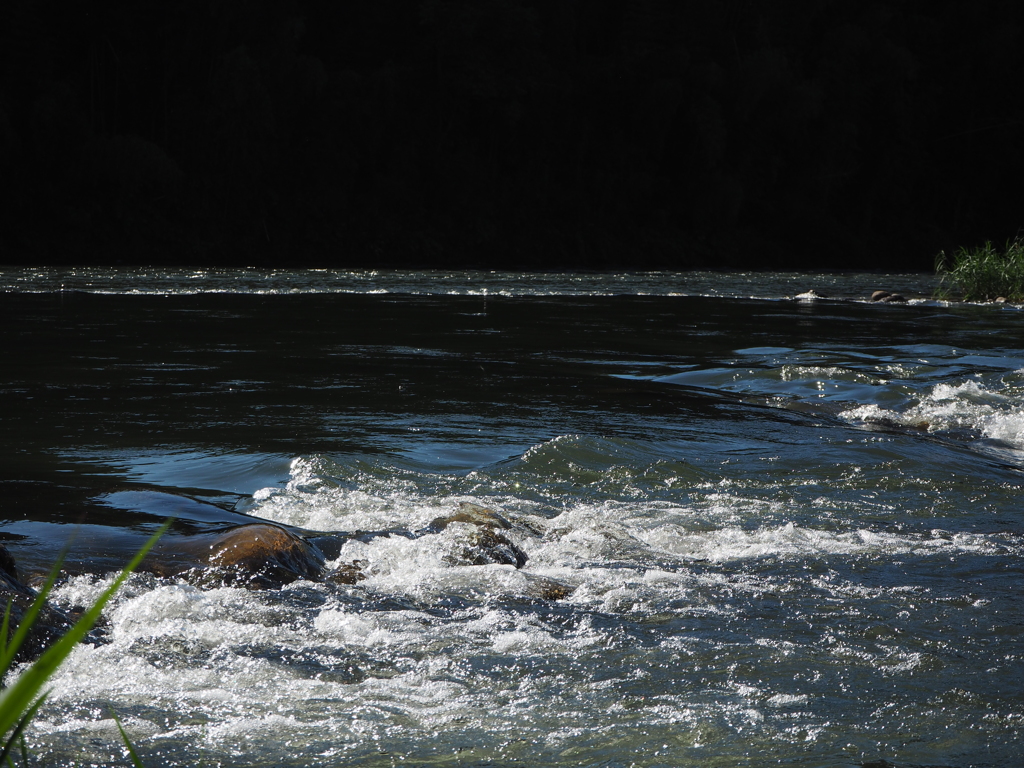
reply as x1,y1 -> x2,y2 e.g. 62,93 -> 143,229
1,268 -> 1021,767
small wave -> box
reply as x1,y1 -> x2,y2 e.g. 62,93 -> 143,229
840,377 -> 1024,448
636,521 -> 1014,563
251,455 -> 434,531
249,453 -> 1022,586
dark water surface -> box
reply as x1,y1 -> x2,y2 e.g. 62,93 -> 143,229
1,269 -> 1021,767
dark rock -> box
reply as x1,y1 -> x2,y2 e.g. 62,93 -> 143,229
326,560 -> 368,585
305,533 -> 347,561
0,543 -> 80,666
428,501 -> 513,531
870,290 -> 907,303
445,527 -> 529,569
144,523 -> 326,589
0,544 -> 19,582
429,502 -> 528,568
523,573 -> 574,600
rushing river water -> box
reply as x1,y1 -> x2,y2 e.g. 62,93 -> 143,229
1,268 -> 1022,767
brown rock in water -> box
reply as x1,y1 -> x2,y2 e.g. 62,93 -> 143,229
145,523 -> 326,589
429,502 -> 528,568
445,528 -> 529,569
869,290 -> 907,303
326,560 -> 368,585
429,501 -> 513,530
539,581 -> 573,600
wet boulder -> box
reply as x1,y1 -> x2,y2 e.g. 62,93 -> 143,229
869,290 -> 907,303
315,502 -> 539,584
429,502 -> 514,531
444,527 -> 529,569
427,502 -> 528,568
427,503 -> 573,597
143,523 -> 326,589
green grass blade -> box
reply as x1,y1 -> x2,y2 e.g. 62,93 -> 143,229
110,708 -> 146,768
0,522 -> 169,738
0,694 -> 48,765
0,559 -> 65,677
934,239 -> 1024,302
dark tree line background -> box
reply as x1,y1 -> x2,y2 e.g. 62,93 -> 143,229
2,0 -> 1023,270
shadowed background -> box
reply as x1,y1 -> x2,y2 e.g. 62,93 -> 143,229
1,0 -> 1023,271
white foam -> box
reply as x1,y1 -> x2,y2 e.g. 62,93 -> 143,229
313,608 -> 432,647
841,378 -> 1024,447
638,521 -> 1012,562
249,456 -> 440,532
29,449 -> 1021,764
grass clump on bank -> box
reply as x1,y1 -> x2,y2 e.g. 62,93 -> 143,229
936,239 -> 1024,302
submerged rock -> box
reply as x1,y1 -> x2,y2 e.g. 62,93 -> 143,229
0,543 -> 19,586
325,560 -> 368,585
